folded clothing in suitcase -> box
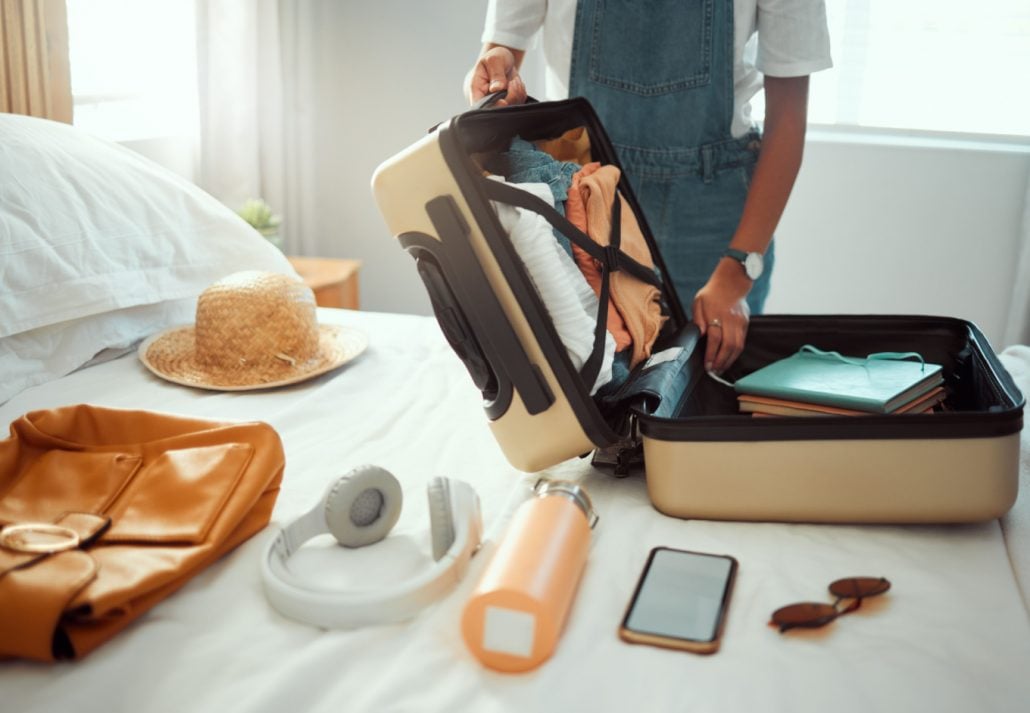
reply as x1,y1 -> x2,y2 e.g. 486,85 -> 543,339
371,96 -> 1024,524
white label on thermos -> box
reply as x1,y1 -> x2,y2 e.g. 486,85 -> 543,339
482,606 -> 535,658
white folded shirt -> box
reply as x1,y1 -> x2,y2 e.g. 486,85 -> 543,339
489,177 -> 615,394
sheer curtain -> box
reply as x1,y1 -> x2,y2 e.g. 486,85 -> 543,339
195,0 -> 320,255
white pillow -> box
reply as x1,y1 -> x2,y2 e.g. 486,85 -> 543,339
0,298 -> 196,403
0,113 -> 296,402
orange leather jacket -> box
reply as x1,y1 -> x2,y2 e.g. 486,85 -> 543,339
0,404 -> 284,662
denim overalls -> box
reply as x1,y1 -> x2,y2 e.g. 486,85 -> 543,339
568,0 -> 773,314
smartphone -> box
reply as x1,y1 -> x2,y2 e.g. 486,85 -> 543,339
618,546 -> 738,654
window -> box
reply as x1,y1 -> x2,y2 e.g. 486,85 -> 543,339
67,0 -> 198,142
753,0 -> 1030,138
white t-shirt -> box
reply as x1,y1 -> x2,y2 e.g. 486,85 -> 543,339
482,0 -> 833,138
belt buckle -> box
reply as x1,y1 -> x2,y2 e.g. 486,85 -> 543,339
0,522 -> 81,554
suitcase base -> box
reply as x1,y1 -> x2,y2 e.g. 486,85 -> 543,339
643,432 -> 1019,523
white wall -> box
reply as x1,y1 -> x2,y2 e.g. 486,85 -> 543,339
767,132 -> 1030,349
300,0 -> 485,319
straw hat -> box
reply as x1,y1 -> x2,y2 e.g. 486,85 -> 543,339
139,270 -> 367,391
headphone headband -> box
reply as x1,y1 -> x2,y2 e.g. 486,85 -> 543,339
261,469 -> 482,629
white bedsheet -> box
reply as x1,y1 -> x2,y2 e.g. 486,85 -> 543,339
2,309 -> 1029,713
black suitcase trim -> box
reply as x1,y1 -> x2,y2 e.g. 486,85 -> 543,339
638,314 -> 1025,442
432,127 -> 606,436
639,410 -> 1022,442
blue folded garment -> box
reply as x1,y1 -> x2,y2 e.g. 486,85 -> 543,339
484,137 -> 580,256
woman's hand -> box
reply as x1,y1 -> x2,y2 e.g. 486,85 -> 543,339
467,45 -> 527,106
692,259 -> 752,374
689,77 -> 810,375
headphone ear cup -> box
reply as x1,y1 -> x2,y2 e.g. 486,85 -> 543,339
427,477 -> 456,561
324,465 -> 403,548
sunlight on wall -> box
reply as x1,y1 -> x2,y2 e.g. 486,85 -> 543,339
754,0 -> 1030,138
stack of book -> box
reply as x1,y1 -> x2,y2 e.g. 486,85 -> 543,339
732,348 -> 946,417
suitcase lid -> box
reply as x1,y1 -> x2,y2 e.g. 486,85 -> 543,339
436,96 -> 691,450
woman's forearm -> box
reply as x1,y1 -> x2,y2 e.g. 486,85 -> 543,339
728,75 -> 811,255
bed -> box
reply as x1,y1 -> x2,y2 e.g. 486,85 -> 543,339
2,114 -> 1029,713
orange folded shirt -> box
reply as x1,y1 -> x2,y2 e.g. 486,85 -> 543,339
568,164 -> 665,368
566,162 -> 633,353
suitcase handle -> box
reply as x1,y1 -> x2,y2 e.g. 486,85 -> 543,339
429,91 -> 520,134
472,90 -> 508,111
470,91 -> 540,111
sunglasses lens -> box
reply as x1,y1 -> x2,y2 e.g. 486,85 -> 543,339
829,577 -> 891,599
771,602 -> 839,631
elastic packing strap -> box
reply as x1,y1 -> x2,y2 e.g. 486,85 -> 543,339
479,178 -> 661,288
797,345 -> 927,370
707,344 -> 929,388
578,197 -> 620,390
480,176 -> 646,390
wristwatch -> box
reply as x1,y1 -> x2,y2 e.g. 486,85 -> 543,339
723,248 -> 764,281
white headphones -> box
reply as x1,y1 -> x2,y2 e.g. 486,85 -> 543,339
260,464 -> 482,629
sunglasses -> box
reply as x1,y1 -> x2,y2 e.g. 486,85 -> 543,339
771,577 -> 891,633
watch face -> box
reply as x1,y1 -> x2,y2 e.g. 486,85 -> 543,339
743,252 -> 764,280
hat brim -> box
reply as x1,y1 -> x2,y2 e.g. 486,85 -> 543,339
138,324 -> 368,391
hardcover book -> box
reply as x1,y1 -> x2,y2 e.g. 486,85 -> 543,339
733,348 -> 944,414
738,386 -> 946,417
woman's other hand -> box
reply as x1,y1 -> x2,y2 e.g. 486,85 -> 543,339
467,45 -> 527,106
692,259 -> 752,374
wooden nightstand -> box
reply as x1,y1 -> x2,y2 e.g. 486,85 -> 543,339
288,256 -> 362,310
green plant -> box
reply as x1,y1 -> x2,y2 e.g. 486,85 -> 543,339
237,198 -> 282,236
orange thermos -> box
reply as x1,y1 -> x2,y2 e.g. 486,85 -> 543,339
461,479 -> 598,672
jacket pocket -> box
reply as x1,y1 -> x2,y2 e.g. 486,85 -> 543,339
104,443 -> 253,544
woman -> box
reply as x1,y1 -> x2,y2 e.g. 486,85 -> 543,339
467,0 -> 831,374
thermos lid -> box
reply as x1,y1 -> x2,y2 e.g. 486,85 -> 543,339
533,479 -> 599,529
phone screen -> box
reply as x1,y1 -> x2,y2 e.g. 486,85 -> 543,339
621,547 -> 737,647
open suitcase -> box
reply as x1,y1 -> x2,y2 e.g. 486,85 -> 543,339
371,96 -> 1025,524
